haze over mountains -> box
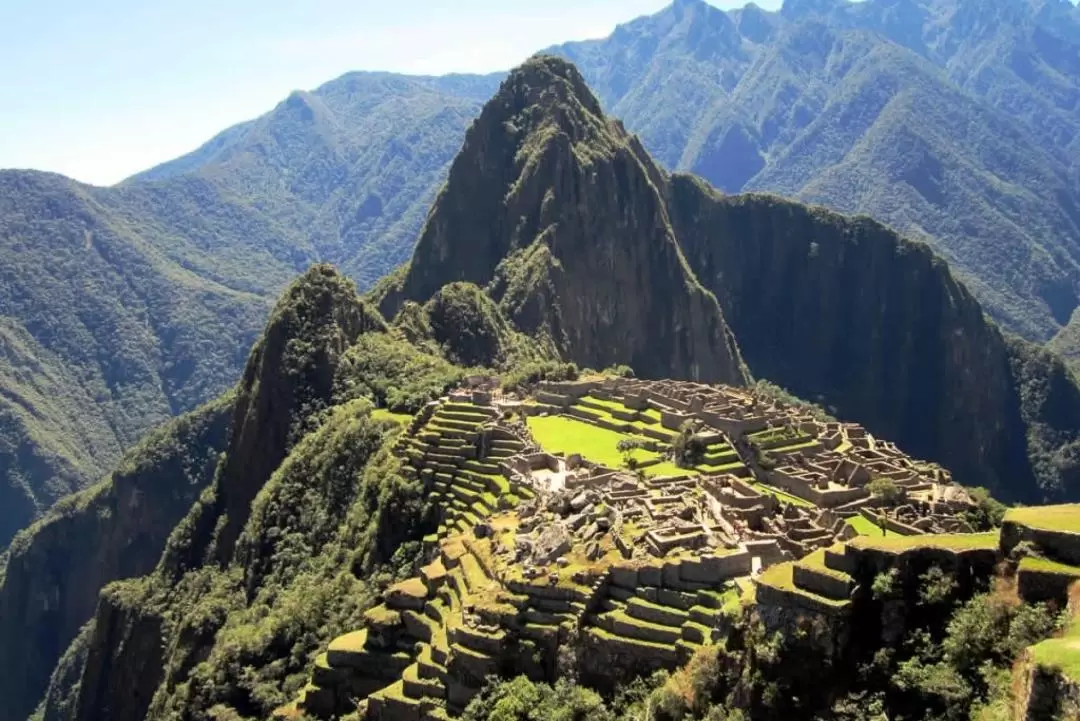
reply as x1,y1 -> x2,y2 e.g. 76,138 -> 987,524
1,0 -> 1080,550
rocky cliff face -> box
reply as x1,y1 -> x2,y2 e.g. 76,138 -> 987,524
380,56 -> 748,385
0,395 -> 232,721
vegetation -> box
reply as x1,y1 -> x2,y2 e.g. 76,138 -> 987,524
526,415 -> 684,478
672,422 -> 707,469
849,532 -> 1000,553
0,394 -> 234,721
334,332 -> 466,414
866,478 -> 905,506
1004,504 -> 1080,534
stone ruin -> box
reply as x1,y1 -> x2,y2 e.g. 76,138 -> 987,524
282,376 -> 984,721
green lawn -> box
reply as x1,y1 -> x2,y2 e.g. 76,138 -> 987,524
846,515 -> 896,538
527,415 -> 689,477
849,531 -> 999,553
372,408 -> 414,424
757,562 -> 849,608
1031,614 -> 1080,680
1019,555 -> 1080,576
1005,505 -> 1080,534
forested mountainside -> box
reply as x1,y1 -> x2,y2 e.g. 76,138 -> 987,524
0,171 -> 273,548
0,395 -> 232,721
130,73 -> 500,288
0,76 -> 490,548
551,0 -> 1080,342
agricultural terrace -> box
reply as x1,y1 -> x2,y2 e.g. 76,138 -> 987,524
848,531 -> 998,553
1005,505 -> 1080,534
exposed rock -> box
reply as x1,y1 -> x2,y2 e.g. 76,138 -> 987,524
535,524 -> 573,564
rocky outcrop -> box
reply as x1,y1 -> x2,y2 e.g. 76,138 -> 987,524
379,56 -> 748,385
0,396 -> 232,721
73,581 -> 164,721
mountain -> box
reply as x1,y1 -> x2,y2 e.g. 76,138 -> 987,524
0,395 -> 232,721
550,0 -> 1080,342
11,58 -> 1080,721
376,58 -> 747,385
0,75 -> 493,549
0,171 -> 276,548
378,56 -> 1080,503
130,72 -> 501,288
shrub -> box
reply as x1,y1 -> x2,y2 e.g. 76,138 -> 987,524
919,566 -> 958,606
872,568 -> 900,600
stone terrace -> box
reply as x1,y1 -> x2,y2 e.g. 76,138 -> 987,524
283,378 -> 982,721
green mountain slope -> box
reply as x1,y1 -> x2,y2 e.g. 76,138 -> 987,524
0,171 -> 273,548
0,76 -> 493,548
551,0 -> 1080,341
0,394 -> 232,721
130,72 -> 500,288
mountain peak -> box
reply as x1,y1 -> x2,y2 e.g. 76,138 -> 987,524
379,58 -> 748,385
495,54 -> 605,123
781,0 -> 846,19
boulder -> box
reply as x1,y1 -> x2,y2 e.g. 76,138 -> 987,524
536,523 -> 573,564
570,492 -> 590,513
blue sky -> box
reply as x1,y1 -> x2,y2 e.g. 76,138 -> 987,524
0,0 -> 779,186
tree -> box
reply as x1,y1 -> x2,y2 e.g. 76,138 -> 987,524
673,422 -> 706,468
867,478 -> 904,506
617,438 -> 647,470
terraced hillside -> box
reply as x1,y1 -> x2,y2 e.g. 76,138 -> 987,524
272,375 -> 1020,719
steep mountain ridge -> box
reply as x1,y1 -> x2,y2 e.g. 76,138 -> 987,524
379,58 -> 747,385
379,55 -> 1080,502
0,395 -> 233,721
0,75 -> 493,547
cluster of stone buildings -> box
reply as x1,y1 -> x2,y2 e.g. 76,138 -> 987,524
288,376 -> 983,721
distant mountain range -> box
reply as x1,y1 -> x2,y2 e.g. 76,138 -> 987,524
1,0 -> 1079,547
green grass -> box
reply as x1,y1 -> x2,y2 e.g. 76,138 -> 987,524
372,408 -> 414,424
581,395 -> 626,411
526,414 -> 685,477
756,562 -> 849,608
1031,611 -> 1080,681
848,531 -> 999,553
1019,556 -> 1080,576
846,515 -> 897,537
750,481 -> 813,508
1005,505 -> 1080,534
